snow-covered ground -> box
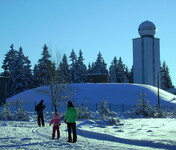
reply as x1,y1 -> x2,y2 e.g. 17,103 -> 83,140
1,83 -> 176,150
1,114 -> 176,150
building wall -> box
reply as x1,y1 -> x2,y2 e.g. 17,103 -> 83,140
87,74 -> 109,83
133,37 -> 160,86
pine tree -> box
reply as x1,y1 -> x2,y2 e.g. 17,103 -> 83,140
2,45 -> 33,96
58,54 -> 70,83
33,64 -> 41,87
109,57 -> 127,83
92,52 -> 108,74
128,66 -> 134,83
125,66 -> 133,83
161,61 -> 173,90
23,55 -> 33,88
69,49 -> 77,83
69,49 -> 80,83
109,56 -> 118,83
1,44 -> 18,77
69,49 -> 77,64
135,92 -> 155,117
37,44 -> 56,86
77,50 -> 87,82
87,63 -> 92,74
116,57 -> 126,83
9,47 -> 33,95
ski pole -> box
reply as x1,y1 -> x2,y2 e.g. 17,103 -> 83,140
65,124 -> 68,141
77,128 -> 89,144
60,125 -> 65,139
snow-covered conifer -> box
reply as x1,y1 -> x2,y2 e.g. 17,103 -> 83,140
109,57 -> 127,83
69,49 -> 85,83
77,50 -> 87,82
98,100 -> 111,119
109,56 -> 118,83
135,92 -> 156,117
97,100 -> 119,125
161,61 -> 173,90
58,54 -> 70,83
11,47 -> 33,94
0,102 -> 11,120
33,64 -> 41,87
2,45 -> 33,96
15,101 -> 29,121
77,102 -> 92,119
1,44 -> 18,77
37,44 -> 56,86
91,52 -> 108,74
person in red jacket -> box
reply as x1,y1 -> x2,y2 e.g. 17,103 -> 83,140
49,113 -> 61,139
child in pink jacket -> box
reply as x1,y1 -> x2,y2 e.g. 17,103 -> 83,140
49,113 -> 61,139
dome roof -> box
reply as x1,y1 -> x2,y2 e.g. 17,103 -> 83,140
138,21 -> 156,37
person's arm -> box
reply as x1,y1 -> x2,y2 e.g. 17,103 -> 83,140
49,119 -> 53,126
64,110 -> 68,123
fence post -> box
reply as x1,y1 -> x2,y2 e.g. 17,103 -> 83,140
109,103 -> 111,112
51,102 -> 53,112
34,101 -> 36,111
16,101 -> 19,110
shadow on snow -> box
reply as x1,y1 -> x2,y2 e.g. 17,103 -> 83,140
77,129 -> 176,150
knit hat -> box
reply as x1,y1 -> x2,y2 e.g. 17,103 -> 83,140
68,101 -> 74,107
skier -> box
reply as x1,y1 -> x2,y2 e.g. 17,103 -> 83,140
35,99 -> 46,127
49,113 -> 61,140
64,101 -> 78,143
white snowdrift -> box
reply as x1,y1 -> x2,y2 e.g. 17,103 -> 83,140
7,83 -> 176,105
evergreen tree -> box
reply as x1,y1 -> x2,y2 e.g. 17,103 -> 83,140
109,57 -> 127,83
69,49 -> 77,64
77,50 -> 87,82
128,66 -> 134,83
92,52 -> 108,74
10,47 -> 33,95
109,56 -> 118,83
58,54 -> 70,83
116,57 -> 126,83
69,50 -> 80,83
125,66 -> 133,83
37,44 -> 56,86
161,61 -> 173,90
135,92 -> 155,117
33,64 -> 41,87
1,44 -> 18,77
87,63 -> 92,74
2,45 -> 33,96
69,49 -> 87,83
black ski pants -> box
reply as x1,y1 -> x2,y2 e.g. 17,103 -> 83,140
67,123 -> 77,142
38,114 -> 45,127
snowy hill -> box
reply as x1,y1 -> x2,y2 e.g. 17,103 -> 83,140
7,83 -> 176,106
2,83 -> 176,150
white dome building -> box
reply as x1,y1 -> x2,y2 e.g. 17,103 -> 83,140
138,20 -> 156,37
133,21 -> 160,87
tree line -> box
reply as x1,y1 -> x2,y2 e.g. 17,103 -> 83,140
1,44 -> 174,98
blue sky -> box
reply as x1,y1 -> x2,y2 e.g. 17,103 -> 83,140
0,0 -> 176,85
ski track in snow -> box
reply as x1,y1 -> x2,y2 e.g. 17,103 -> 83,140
0,119 -> 176,150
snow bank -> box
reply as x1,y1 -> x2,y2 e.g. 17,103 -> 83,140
7,83 -> 176,106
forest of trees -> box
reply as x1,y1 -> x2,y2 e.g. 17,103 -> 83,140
0,44 -> 174,98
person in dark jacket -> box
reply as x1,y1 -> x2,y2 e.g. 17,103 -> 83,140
35,99 -> 46,127
64,101 -> 78,143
